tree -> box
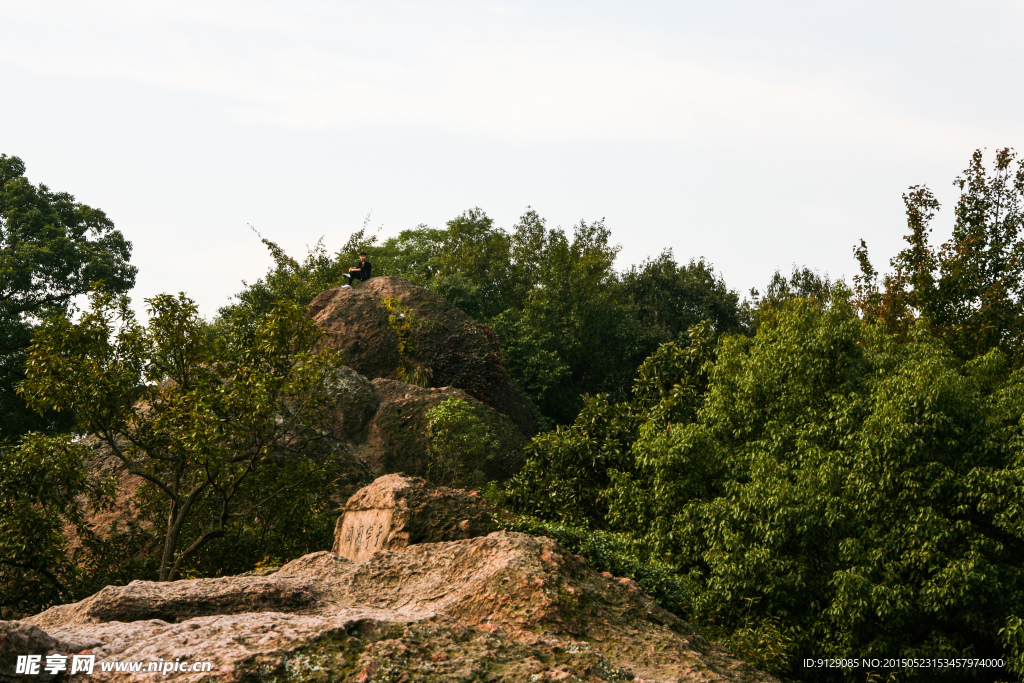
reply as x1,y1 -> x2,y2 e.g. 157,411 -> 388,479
20,292 -> 348,581
507,288 -> 1024,678
437,208 -> 513,319
503,321 -> 715,526
227,207 -> 745,426
373,225 -> 446,287
623,250 -> 749,359
493,215 -> 632,422
225,234 -> 350,319
609,295 -> 1024,680
749,265 -> 833,329
0,435 -> 101,618
0,154 -> 136,439
855,148 -> 1024,363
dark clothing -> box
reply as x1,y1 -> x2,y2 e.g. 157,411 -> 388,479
345,259 -> 372,285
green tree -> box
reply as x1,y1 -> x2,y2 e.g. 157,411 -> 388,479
20,292 -> 348,581
226,235 -> 350,318
503,322 -> 715,526
855,148 -> 1024,363
437,208 -> 513,319
0,154 -> 136,439
493,215 -> 630,422
749,265 -> 834,329
373,225 -> 445,287
611,295 -> 1024,681
623,250 -> 749,364
227,207 -> 745,426
0,435 -> 102,618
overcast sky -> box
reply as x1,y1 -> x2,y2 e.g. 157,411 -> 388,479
2,0 -> 1022,317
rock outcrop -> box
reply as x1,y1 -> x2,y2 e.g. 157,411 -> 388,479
310,277 -> 539,435
12,532 -> 777,682
331,474 -> 496,561
353,378 -> 527,481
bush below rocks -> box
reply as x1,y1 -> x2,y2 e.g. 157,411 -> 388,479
353,379 -> 527,485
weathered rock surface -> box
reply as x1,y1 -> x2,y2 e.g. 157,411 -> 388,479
0,622 -> 101,683
13,532 -> 777,682
310,276 -> 539,435
332,474 -> 497,561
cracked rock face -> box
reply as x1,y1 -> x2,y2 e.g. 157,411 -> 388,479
332,474 -> 497,561
10,532 -> 777,682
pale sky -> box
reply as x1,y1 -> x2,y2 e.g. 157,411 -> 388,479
2,1 -> 1022,316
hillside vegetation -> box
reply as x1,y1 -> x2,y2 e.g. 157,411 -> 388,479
3,149 -> 1024,681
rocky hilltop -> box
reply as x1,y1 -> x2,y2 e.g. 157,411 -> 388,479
310,277 -> 539,436
4,477 -> 776,683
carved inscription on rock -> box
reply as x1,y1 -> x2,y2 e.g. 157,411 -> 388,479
333,508 -> 395,562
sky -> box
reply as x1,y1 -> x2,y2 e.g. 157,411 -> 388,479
2,0 -> 1023,317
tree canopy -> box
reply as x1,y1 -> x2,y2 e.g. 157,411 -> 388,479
0,155 -> 136,439
18,292 -> 350,584
855,148 -> 1024,363
12,147 -> 1024,679
503,149 -> 1024,680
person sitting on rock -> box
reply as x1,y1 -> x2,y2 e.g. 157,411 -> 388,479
343,251 -> 372,288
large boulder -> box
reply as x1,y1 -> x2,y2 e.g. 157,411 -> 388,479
310,277 -> 539,435
19,533 -> 778,683
331,474 -> 496,561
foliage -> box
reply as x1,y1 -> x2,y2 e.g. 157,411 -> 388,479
431,271 -> 486,319
371,225 -> 445,286
224,234 -> 350,318
491,215 -> 632,422
425,398 -> 498,488
855,148 -> 1024,364
750,265 -> 834,330
502,322 -> 715,526
490,223 -> 745,423
227,207 -> 745,426
609,295 -> 1024,681
502,393 -> 637,524
0,154 -> 136,439
221,222 -> 384,319
496,514 -> 691,620
380,297 -> 429,386
20,291 -> 348,581
623,250 -> 749,357
0,435 -> 95,617
437,208 -> 515,318
508,284 -> 1024,680
704,616 -> 796,679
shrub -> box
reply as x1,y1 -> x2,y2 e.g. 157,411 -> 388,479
425,398 -> 498,488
